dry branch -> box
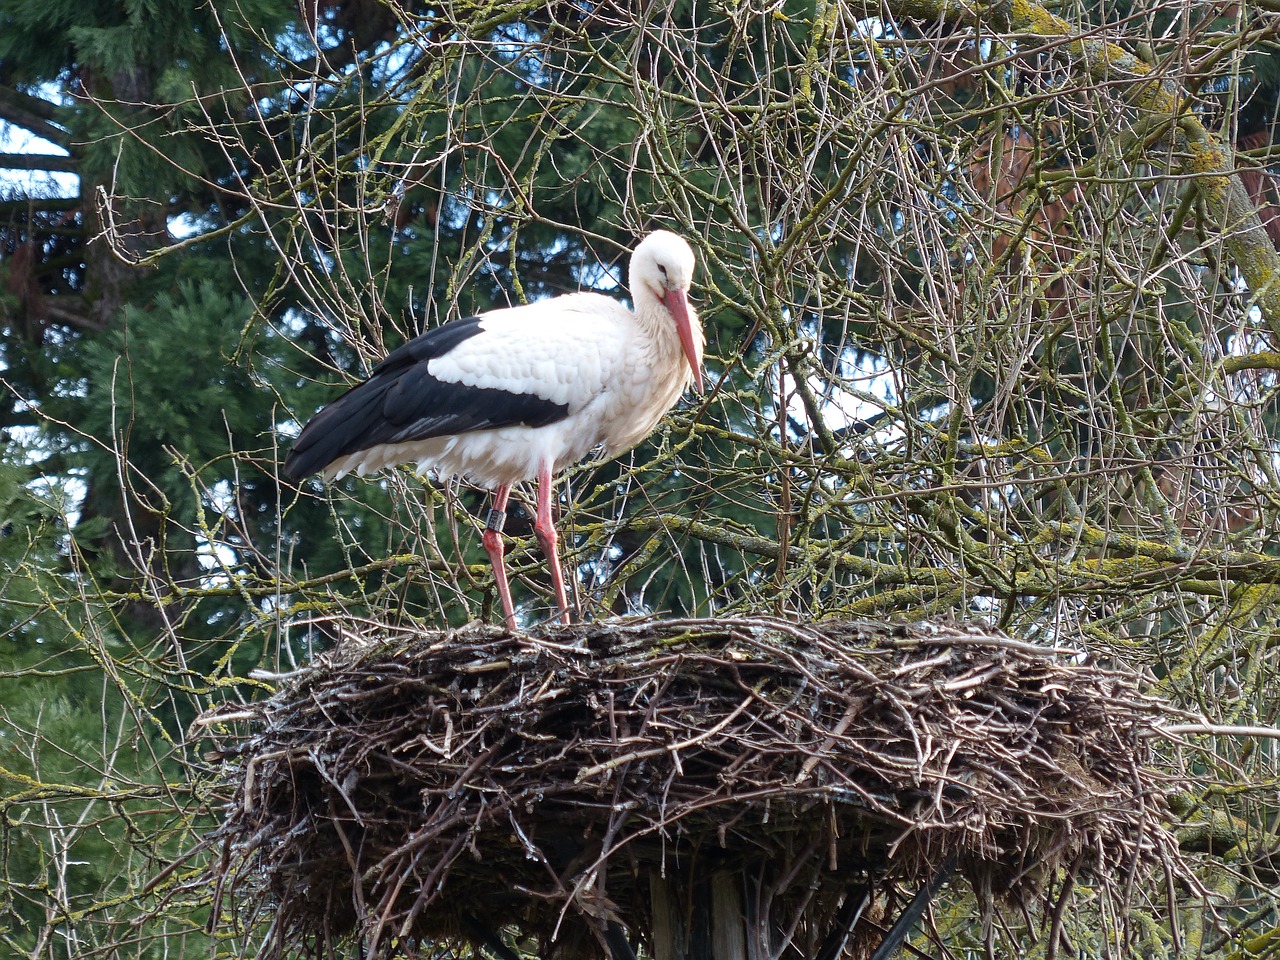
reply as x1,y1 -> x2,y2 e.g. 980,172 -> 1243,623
875,0 -> 1280,336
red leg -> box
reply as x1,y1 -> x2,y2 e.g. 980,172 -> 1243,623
534,463 -> 572,624
481,484 -> 517,631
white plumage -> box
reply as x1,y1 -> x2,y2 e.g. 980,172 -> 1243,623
285,230 -> 704,630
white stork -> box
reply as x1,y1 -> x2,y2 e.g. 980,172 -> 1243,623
283,230 -> 704,630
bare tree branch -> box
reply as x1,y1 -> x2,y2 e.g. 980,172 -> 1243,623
0,85 -> 71,149
0,152 -> 76,173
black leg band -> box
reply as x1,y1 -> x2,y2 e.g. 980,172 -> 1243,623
485,508 -> 506,534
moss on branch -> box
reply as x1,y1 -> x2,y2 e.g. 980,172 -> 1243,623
860,0 -> 1280,336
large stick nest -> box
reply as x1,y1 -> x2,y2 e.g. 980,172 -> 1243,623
201,617 -> 1187,959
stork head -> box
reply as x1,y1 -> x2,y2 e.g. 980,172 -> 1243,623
631,230 -> 704,393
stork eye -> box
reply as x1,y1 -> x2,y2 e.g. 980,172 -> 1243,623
657,264 -> 668,276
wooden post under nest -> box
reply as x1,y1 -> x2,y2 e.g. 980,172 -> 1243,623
198,616 -> 1191,960
647,869 -> 749,960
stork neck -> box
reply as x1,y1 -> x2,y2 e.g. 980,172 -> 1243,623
634,287 -> 703,378
634,294 -> 678,348
632,284 -> 666,326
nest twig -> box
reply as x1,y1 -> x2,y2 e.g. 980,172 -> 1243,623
200,616 -> 1189,959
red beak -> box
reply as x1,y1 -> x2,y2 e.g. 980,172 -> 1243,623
662,288 -> 703,393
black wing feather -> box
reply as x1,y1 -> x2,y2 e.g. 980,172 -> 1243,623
371,315 -> 487,377
283,316 -> 570,481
